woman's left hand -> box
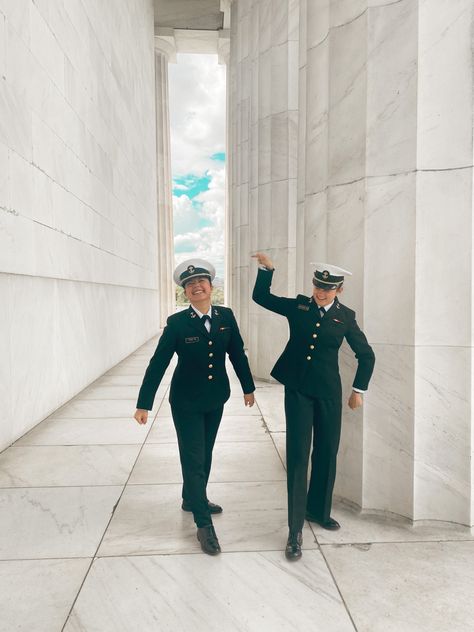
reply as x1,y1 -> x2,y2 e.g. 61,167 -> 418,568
348,391 -> 363,410
244,393 -> 255,407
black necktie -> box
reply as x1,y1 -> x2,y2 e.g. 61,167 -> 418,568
201,314 -> 211,330
318,306 -> 325,318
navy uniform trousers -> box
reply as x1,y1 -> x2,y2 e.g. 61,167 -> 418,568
137,305 -> 255,528
171,403 -> 223,527
285,388 -> 342,531
253,268 -> 375,533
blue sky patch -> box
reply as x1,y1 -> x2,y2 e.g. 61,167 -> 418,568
173,173 -> 211,198
211,152 -> 225,162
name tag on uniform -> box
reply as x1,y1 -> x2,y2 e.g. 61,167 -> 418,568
297,304 -> 310,311
185,336 -> 200,343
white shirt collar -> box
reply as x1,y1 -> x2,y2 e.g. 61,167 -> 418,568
315,300 -> 334,312
191,305 -> 212,319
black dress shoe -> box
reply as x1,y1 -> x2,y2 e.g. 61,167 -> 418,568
182,500 -> 223,514
197,525 -> 221,555
285,531 -> 302,561
306,512 -> 341,530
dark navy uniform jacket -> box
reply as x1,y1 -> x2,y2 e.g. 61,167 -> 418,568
137,305 -> 255,413
252,268 -> 375,399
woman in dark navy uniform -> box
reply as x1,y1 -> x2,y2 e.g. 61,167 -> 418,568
252,252 -> 375,561
134,259 -> 255,555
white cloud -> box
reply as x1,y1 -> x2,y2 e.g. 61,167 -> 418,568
169,54 -> 226,176
169,55 -> 226,277
172,193 -> 200,235
173,167 -> 226,277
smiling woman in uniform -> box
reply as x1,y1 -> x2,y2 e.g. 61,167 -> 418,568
252,252 -> 375,561
134,259 -> 255,556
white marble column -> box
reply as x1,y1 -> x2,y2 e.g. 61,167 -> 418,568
229,0 -> 299,376
154,38 -> 176,326
296,0 -> 474,526
218,28 -> 232,306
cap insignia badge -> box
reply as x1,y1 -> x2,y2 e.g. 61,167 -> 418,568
187,265 -> 195,273
322,270 -> 330,279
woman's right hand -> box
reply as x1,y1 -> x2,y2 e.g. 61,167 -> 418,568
252,252 -> 274,269
134,409 -> 149,425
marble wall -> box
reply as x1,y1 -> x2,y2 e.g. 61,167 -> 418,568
0,0 -> 160,449
228,0 -> 474,526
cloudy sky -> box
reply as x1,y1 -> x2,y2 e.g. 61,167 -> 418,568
168,54 -> 226,278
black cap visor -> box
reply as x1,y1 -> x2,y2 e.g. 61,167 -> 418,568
182,273 -> 212,288
312,278 -> 342,290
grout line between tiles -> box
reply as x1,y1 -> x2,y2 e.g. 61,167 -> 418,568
317,543 -> 360,631
59,392 -> 164,632
318,538 -> 474,547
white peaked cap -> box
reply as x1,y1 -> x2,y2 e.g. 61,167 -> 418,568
310,263 -> 353,277
173,258 -> 216,286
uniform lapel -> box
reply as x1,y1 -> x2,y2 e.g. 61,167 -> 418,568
210,306 -> 222,338
324,297 -> 339,321
309,297 -> 322,320
187,306 -> 208,337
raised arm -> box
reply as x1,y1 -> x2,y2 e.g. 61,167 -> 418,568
251,252 -> 294,316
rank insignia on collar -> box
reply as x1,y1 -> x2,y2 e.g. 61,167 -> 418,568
336,304 -> 340,309
213,309 -> 219,316
190,311 -> 196,318
297,304 -> 310,311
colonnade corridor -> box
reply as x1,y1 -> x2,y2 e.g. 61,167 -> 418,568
0,336 -> 473,631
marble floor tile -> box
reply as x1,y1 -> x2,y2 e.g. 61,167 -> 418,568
112,357 -> 151,368
65,551 -> 354,632
143,415 -> 176,443
97,484 -> 196,557
205,481 -> 317,554
312,500 -> 474,545
52,399 -> 159,419
0,558 -> 90,632
224,400 -> 263,416
147,413 -> 177,444
128,443 -> 182,485
254,384 -> 286,431
91,374 -> 146,387
128,440 -> 286,485
0,445 -> 141,487
98,481 -> 317,557
0,486 -> 122,559
270,431 -> 287,465
323,540 -> 474,632
217,415 -> 270,442
77,384 -> 166,401
147,415 -> 270,444
210,441 -> 286,482
15,417 -> 151,446
104,366 -> 149,376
